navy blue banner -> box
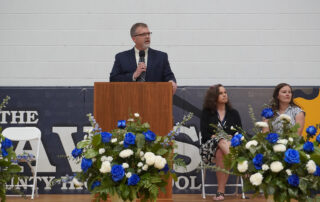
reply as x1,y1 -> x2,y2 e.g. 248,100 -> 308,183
0,86 -> 319,194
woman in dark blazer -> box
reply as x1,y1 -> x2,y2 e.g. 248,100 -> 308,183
200,84 -> 242,201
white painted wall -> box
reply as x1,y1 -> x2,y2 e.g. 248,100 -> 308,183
0,0 -> 320,86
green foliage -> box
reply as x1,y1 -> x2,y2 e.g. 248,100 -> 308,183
0,96 -> 22,202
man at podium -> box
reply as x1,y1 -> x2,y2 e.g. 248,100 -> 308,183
109,22 -> 177,94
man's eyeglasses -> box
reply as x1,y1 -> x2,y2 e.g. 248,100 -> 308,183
134,32 -> 152,37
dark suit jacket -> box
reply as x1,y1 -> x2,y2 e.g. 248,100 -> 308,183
109,48 -> 176,82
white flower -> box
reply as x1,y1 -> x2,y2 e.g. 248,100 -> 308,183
101,156 -> 108,162
270,161 -> 284,173
286,169 -> 292,176
279,114 -> 291,122
122,163 -> 129,169
262,164 -> 269,171
111,138 -> 117,143
255,121 -> 268,128
230,126 -> 235,130
72,177 -> 84,187
134,113 -> 140,118
245,140 -> 258,149
126,172 -> 132,178
127,118 -> 134,122
307,160 -> 317,174
237,160 -> 248,173
250,173 -> 263,186
273,144 -> 286,152
144,152 -> 156,165
306,154 -> 310,159
141,157 -> 145,161
142,164 -> 149,171
119,141 -> 124,145
289,137 -> 293,142
119,149 -> 134,158
241,136 -> 245,141
83,135 -> 88,140
137,162 -> 143,167
277,139 -> 288,145
107,156 -> 113,162
137,169 -> 141,173
140,151 -> 144,157
99,161 -> 111,173
99,148 -> 105,154
154,156 -> 167,169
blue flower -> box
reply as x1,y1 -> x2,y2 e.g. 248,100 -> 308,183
306,126 -> 317,136
316,135 -> 320,143
266,133 -> 279,144
288,174 -> 299,187
314,166 -> 320,176
111,164 -> 125,182
261,108 -> 274,119
303,141 -> 314,153
127,174 -> 140,186
143,130 -> 156,142
117,120 -> 126,129
253,154 -> 264,170
124,132 -> 136,148
284,149 -> 300,164
71,148 -> 83,158
101,132 -> 112,143
1,148 -> 8,157
1,138 -> 12,149
91,181 -> 101,190
231,134 -> 243,147
160,164 -> 169,173
81,158 -> 93,172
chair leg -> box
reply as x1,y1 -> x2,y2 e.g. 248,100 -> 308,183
240,176 -> 246,199
201,162 -> 206,199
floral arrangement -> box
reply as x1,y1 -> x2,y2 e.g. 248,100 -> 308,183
224,107 -> 320,202
71,112 -> 192,202
0,96 -> 21,202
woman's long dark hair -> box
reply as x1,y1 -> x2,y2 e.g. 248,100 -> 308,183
270,83 -> 299,111
203,84 -> 232,112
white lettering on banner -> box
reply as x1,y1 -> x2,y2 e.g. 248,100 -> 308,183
41,176 -> 55,190
7,129 -> 56,172
189,176 -> 201,189
10,111 -> 26,124
25,111 -> 39,124
52,127 -> 80,172
173,176 -> 201,190
0,111 -> 10,124
173,126 -> 201,173
175,176 -> 189,190
0,110 -> 39,124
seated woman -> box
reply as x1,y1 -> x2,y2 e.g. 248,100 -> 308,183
262,83 -> 305,135
200,84 -> 242,201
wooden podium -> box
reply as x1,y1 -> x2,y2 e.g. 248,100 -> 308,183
94,82 -> 173,202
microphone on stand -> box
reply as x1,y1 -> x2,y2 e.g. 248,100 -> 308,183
138,50 -> 146,81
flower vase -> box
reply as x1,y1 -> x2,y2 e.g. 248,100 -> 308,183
110,194 -> 136,202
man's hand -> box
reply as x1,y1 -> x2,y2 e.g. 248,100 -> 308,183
133,62 -> 147,80
169,80 -> 177,94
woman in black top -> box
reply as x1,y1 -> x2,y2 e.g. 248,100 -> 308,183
200,84 -> 242,201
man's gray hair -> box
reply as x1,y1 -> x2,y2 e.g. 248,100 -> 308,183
130,23 -> 148,37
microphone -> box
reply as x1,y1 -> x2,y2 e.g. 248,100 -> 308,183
139,50 -> 145,62
138,50 -> 146,81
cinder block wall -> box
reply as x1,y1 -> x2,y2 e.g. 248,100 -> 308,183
1,0 -> 319,86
